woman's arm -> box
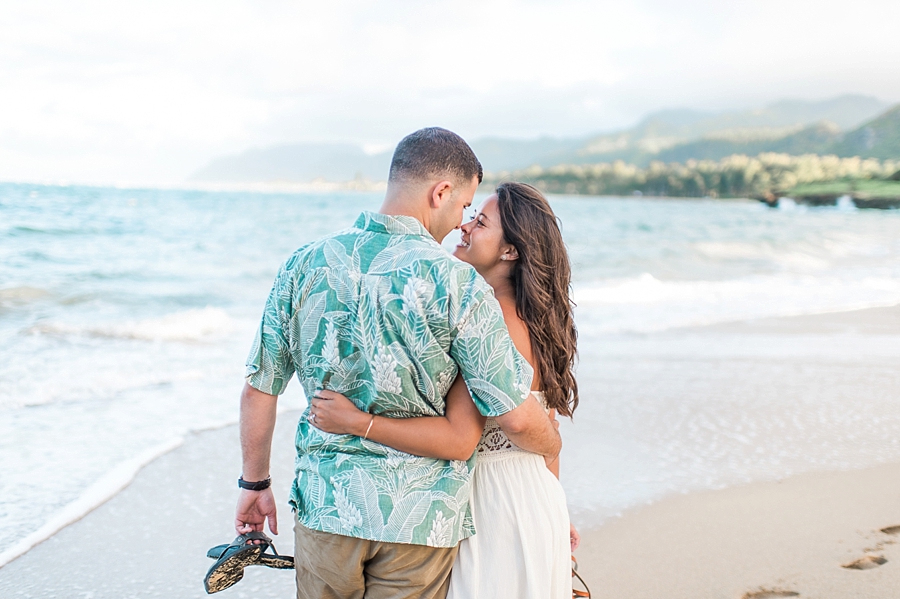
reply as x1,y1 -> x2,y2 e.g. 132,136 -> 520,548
542,408 -> 580,550
309,374 -> 486,461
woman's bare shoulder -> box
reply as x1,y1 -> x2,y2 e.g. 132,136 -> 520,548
497,298 -> 540,388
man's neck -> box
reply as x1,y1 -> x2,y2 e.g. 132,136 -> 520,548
379,194 -> 437,240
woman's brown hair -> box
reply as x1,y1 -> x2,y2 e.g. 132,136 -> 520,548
495,182 -> 579,417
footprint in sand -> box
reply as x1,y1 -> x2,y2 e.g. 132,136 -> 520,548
741,590 -> 799,599
880,525 -> 900,536
842,555 -> 887,570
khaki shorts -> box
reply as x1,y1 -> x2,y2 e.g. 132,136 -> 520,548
293,518 -> 458,599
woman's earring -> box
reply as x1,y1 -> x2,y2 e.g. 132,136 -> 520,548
500,255 -> 508,261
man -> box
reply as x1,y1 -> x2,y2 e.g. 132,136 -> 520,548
235,127 -> 561,599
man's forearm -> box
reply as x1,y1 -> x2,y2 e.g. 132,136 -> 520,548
504,416 -> 561,458
240,382 -> 278,481
495,394 -> 562,458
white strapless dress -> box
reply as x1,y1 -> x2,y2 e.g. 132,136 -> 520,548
448,392 -> 572,599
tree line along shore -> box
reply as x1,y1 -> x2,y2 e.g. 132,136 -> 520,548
482,153 -> 900,209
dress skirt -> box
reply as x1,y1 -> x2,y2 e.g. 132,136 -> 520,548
447,444 -> 572,599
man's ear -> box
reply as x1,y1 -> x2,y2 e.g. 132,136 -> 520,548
430,180 -> 454,209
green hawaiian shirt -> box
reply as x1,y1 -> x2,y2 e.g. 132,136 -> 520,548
245,211 -> 533,547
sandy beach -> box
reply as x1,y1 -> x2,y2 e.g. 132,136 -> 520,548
576,463 -> 900,599
2,304 -> 900,598
570,304 -> 900,599
3,428 -> 898,599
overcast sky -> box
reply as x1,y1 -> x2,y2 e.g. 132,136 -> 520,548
2,0 -> 899,184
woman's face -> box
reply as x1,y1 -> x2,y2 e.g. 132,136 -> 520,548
453,194 -> 511,273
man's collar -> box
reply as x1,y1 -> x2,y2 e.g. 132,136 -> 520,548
354,211 -> 434,239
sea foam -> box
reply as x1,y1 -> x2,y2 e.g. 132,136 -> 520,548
30,307 -> 234,342
574,273 -> 900,334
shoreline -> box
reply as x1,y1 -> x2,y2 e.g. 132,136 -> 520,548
0,410 -> 305,598
3,303 -> 900,596
0,406 -> 301,570
0,437 -> 184,569
3,416 -> 898,598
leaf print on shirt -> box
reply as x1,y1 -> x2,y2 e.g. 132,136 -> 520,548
400,275 -> 433,318
297,291 -> 328,357
247,211 -> 533,547
322,321 -> 340,368
383,491 -> 432,543
323,350 -> 369,394
436,369 -> 455,398
323,239 -> 361,307
341,469 -> 389,539
371,349 -> 402,394
332,480 -> 364,532
426,510 -> 454,548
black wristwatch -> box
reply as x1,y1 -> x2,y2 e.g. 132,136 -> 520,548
238,475 -> 271,491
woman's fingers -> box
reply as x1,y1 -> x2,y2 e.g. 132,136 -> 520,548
308,394 -> 328,429
570,523 -> 581,551
308,393 -> 340,432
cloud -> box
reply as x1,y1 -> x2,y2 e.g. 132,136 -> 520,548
0,0 -> 898,183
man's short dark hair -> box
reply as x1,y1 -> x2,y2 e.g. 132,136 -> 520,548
388,127 -> 483,185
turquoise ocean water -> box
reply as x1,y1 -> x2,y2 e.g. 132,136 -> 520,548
4,183 -> 900,561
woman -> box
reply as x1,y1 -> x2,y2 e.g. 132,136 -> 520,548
310,182 -> 580,598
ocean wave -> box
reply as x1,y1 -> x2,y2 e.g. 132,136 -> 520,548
30,307 -> 235,342
574,273 -> 900,333
0,437 -> 184,568
0,398 -> 304,565
692,241 -> 833,270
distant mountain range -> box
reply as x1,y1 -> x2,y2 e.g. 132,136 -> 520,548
190,95 -> 897,183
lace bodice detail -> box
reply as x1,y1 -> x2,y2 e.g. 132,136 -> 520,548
476,391 -> 547,457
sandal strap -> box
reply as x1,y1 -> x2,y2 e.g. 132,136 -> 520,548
237,531 -> 284,557
237,531 -> 272,545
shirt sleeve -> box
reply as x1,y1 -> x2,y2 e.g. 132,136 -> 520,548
448,268 -> 534,417
245,260 -> 297,396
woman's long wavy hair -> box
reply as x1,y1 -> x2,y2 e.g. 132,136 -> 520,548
495,182 -> 579,417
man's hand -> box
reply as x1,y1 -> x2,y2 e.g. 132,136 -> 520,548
235,488 -> 278,536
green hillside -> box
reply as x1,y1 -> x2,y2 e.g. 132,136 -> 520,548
653,122 -> 842,164
562,102 -> 900,168
554,95 -> 888,167
829,105 -> 900,160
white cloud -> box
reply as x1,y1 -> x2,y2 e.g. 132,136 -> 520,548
0,0 -> 898,183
